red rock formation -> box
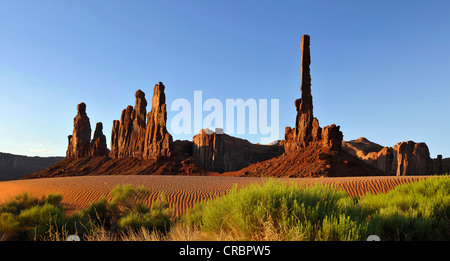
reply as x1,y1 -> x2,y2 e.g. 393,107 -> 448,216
433,154 -> 443,175
343,138 -> 439,175
143,82 -> 172,159
342,138 -> 394,173
192,128 -> 284,173
27,36 -> 397,179
109,120 -> 120,158
110,90 -> 147,158
192,129 -> 224,172
321,124 -> 343,150
66,103 -> 92,159
90,122 -> 109,157
284,35 -> 343,153
110,83 -> 172,160
395,141 -> 432,176
228,142 -> 385,178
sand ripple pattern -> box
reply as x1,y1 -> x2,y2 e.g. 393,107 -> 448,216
0,175 -> 431,216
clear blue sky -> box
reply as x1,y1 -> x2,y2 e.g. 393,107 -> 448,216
0,0 -> 449,158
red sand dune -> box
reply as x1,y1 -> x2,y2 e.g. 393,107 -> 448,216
0,175 -> 432,216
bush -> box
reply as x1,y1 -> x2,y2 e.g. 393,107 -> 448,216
184,179 -> 367,240
82,185 -> 173,234
360,177 -> 450,240
118,192 -> 173,233
0,213 -> 20,235
183,177 -> 449,241
82,196 -> 111,227
0,192 -> 97,240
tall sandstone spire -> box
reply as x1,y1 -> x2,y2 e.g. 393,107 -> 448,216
66,103 -> 91,158
285,35 -> 343,153
111,90 -> 147,158
90,122 -> 109,157
297,35 -> 314,143
143,82 -> 172,159
66,103 -> 108,158
110,82 -> 172,159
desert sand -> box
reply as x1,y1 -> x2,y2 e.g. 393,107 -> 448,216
0,175 -> 432,216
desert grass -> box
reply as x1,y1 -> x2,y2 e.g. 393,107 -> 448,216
1,176 -> 448,241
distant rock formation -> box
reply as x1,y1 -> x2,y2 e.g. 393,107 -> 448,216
110,82 -> 172,160
27,35 -> 432,179
284,35 -> 343,153
143,82 -> 172,159
66,103 -> 92,158
66,103 -> 109,159
433,154 -> 443,175
342,138 -> 394,173
0,152 -> 63,181
192,128 -> 284,173
395,141 -> 433,176
343,138 -> 441,175
90,122 -> 109,157
110,90 -> 148,158
232,35 -> 384,178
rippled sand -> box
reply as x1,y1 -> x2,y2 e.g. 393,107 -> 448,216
0,175 -> 431,216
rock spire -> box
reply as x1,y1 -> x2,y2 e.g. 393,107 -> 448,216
285,35 -> 343,153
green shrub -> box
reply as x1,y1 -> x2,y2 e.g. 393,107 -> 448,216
118,192 -> 173,233
0,212 -> 20,235
318,214 -> 368,241
82,196 -> 111,227
0,192 -> 98,240
184,179 -> 366,240
360,177 -> 450,240
44,193 -> 63,206
183,177 -> 449,241
0,192 -> 39,215
19,203 -> 63,225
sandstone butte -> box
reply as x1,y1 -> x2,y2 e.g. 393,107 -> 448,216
23,35 -> 443,179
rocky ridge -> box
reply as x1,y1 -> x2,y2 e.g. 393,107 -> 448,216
343,138 -> 443,175
24,34 -> 443,179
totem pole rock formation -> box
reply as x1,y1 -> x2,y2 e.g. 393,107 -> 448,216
90,122 -> 109,157
110,90 -> 147,158
110,82 -> 172,160
66,103 -> 109,158
143,82 -> 172,159
284,35 -> 343,153
66,103 -> 92,158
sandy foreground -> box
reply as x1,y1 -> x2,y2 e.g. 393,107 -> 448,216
0,175 -> 432,216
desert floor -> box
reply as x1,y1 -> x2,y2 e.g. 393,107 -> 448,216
0,175 -> 431,216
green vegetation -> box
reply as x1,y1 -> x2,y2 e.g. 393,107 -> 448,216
183,177 -> 449,241
0,177 -> 448,241
0,185 -> 173,240
0,192 -> 93,240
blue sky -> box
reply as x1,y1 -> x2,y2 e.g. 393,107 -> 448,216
0,0 -> 449,158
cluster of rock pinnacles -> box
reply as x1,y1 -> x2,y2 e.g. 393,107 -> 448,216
66,35 -> 442,176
